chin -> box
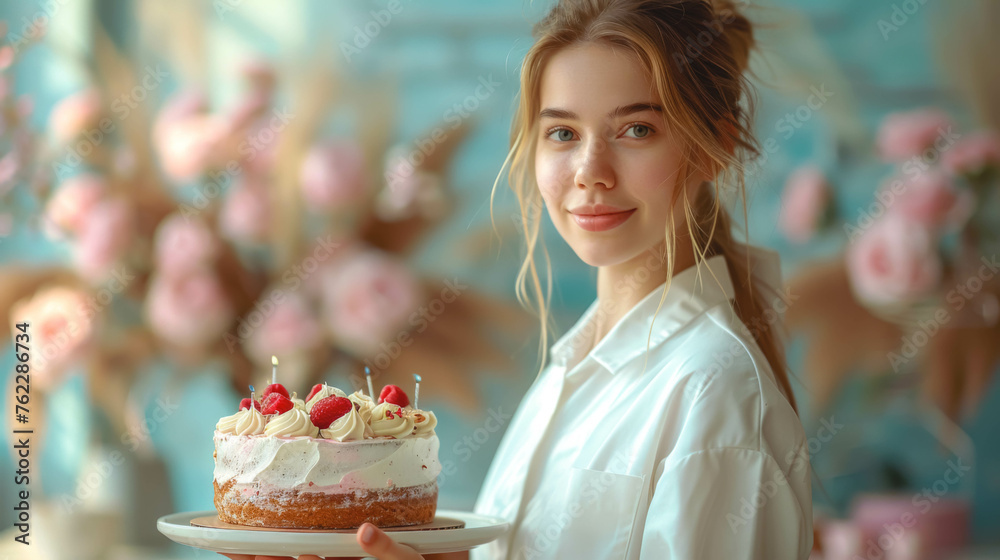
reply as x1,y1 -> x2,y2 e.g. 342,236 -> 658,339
570,241 -> 639,268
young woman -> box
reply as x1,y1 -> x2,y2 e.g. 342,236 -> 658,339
225,0 -> 812,558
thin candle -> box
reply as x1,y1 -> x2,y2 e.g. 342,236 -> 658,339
413,374 -> 421,410
271,356 -> 278,385
250,384 -> 255,403
365,366 -> 375,401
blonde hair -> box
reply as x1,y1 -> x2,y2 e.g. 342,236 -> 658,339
491,0 -> 796,412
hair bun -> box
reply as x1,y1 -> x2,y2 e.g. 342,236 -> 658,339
710,0 -> 755,72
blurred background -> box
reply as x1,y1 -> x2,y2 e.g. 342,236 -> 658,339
1,0 -> 999,558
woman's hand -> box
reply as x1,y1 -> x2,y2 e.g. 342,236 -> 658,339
218,522 -> 426,560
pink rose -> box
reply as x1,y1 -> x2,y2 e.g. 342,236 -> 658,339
73,198 -> 134,282
779,165 -> 830,243
49,88 -> 103,143
876,108 -> 953,162
847,213 -> 942,305
153,213 -> 219,276
942,130 -> 1000,176
887,170 -> 970,229
10,286 -> 94,390
220,180 -> 270,243
243,293 -> 324,363
145,270 -> 234,349
44,174 -> 106,236
321,249 -> 421,356
153,114 -> 227,182
300,141 -> 368,211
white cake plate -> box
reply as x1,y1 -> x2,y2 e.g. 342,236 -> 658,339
157,510 -> 509,557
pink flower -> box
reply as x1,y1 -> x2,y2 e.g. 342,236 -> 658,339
49,89 -> 103,143
145,270 -> 234,349
300,141 -> 368,211
44,175 -> 107,236
321,249 -> 422,356
10,286 -> 94,390
153,213 -> 219,276
876,108 -> 954,162
220,180 -> 271,243
847,213 -> 942,305
153,114 -> 227,182
73,198 -> 134,282
779,165 -> 830,243
243,293 -> 323,363
887,170 -> 970,229
942,130 -> 1000,176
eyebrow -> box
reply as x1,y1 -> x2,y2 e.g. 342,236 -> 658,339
538,102 -> 663,120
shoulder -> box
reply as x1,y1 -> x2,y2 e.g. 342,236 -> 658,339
652,303 -> 805,464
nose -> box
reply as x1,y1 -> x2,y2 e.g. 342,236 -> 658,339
573,137 -> 614,190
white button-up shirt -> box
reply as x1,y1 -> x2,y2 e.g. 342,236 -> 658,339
473,250 -> 813,559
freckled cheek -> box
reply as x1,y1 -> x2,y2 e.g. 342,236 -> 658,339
535,152 -> 572,206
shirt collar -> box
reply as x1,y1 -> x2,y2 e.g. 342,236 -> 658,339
550,253 -> 744,375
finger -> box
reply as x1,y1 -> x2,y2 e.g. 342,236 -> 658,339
357,523 -> 423,560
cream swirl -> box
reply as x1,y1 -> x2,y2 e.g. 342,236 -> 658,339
408,409 -> 437,437
291,396 -> 307,411
264,408 -> 318,438
349,390 -> 376,423
370,402 -> 414,439
216,407 -> 265,436
320,405 -> 374,442
306,384 -> 348,412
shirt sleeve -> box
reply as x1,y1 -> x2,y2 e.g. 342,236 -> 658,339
639,447 -> 812,560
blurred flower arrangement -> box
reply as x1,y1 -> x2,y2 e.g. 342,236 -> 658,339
1,19 -> 530,462
780,108 -> 1000,418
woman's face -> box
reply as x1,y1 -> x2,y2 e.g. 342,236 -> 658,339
535,42 -> 692,267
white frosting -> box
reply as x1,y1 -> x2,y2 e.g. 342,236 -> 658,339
370,402 -> 414,438
320,405 -> 373,442
349,390 -> 376,423
217,408 -> 265,435
409,409 -> 437,436
213,431 -> 441,492
264,408 -> 318,438
306,384 -> 348,412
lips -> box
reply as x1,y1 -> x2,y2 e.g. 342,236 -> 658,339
569,208 -> 636,232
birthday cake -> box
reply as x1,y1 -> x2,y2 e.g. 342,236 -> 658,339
213,379 -> 440,529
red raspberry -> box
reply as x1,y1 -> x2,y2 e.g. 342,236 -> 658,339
305,383 -> 325,402
239,398 -> 261,412
379,385 -> 410,408
310,396 -> 353,429
262,383 -> 290,400
261,393 -> 293,415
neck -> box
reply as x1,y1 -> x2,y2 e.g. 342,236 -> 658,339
591,239 -> 697,348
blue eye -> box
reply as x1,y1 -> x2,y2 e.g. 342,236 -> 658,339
547,128 -> 575,142
623,124 -> 652,138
